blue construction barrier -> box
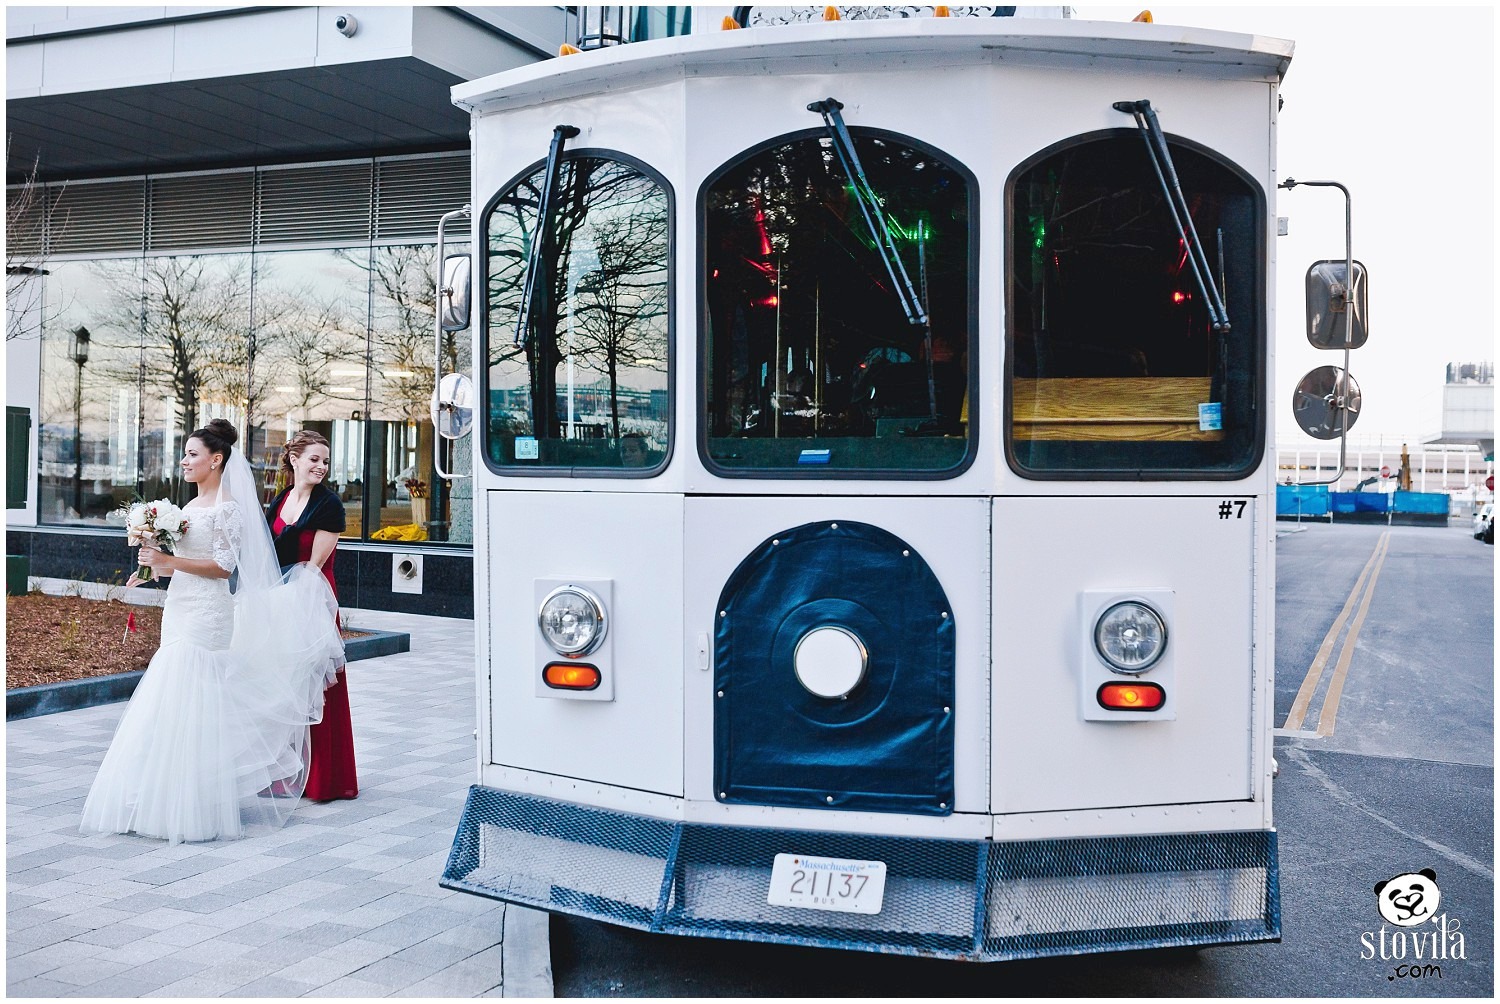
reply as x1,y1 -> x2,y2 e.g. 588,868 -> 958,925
1276,484 -> 1329,517
1278,488 -> 1452,525
1330,492 -> 1391,514
1392,491 -> 1449,515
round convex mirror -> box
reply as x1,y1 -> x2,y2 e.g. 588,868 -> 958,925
1292,365 -> 1361,440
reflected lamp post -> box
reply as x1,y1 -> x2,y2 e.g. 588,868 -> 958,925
68,325 -> 91,517
565,245 -> 602,441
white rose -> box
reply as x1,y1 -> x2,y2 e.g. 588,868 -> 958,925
152,501 -> 186,541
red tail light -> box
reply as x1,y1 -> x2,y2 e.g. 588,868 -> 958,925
544,663 -> 602,691
1097,681 -> 1165,711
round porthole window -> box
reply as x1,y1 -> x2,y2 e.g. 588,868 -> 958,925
793,626 -> 868,699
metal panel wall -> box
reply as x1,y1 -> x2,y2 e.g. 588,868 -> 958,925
7,154 -> 469,255
485,490 -> 685,797
991,495 -> 1257,813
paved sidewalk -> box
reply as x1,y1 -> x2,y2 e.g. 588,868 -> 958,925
7,608 -> 549,998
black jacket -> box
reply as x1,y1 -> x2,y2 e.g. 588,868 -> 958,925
267,484 -> 346,570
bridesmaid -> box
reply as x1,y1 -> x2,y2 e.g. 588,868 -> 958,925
267,430 -> 358,801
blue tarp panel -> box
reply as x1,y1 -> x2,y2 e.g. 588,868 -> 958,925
1281,488 -> 1449,518
1393,491 -> 1449,515
1277,485 -> 1329,516
714,520 -> 954,816
1330,492 -> 1392,513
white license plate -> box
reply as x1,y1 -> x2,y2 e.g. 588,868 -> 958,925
767,853 -> 887,915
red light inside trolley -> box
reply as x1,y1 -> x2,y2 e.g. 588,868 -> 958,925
1097,681 -> 1165,711
544,663 -> 602,691
1171,290 -> 1189,304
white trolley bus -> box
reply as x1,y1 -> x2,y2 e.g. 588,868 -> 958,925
434,7 -> 1361,962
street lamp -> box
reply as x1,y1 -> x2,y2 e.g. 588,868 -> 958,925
68,325 -> 90,517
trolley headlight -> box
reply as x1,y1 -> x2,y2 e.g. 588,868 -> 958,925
1093,600 -> 1167,674
538,585 -> 607,657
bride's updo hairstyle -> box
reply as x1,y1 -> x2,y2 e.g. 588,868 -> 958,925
190,418 -> 239,464
280,429 -> 331,483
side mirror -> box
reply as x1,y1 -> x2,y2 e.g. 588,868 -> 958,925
431,373 -> 475,440
1305,259 -> 1368,350
1292,365 -> 1361,440
439,254 -> 472,332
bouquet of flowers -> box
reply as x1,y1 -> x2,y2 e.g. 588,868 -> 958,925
114,499 -> 189,581
403,477 -> 429,499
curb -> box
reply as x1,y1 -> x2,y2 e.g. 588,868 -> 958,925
344,628 -> 411,662
501,905 -> 555,998
6,629 -> 411,722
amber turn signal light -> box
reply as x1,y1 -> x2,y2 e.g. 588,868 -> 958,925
544,662 -> 602,691
1097,681 -> 1165,711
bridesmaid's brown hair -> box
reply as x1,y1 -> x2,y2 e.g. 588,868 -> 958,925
281,430 -> 332,484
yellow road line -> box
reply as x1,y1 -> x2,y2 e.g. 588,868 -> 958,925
1316,533 -> 1391,737
1281,531 -> 1389,732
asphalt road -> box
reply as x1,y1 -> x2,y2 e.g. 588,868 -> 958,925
550,521 -> 1494,996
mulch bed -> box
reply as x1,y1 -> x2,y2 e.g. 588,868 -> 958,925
7,593 -> 368,691
7,593 -> 163,690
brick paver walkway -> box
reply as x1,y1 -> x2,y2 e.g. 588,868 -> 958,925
6,608 -> 526,998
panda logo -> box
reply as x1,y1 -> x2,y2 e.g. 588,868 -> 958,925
1374,869 -> 1441,927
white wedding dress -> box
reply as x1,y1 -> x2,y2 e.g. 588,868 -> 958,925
80,494 -> 344,844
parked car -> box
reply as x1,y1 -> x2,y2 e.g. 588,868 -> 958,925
1474,503 -> 1493,543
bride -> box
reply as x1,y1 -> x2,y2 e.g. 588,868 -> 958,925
80,419 -> 345,844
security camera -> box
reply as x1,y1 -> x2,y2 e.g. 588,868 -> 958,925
335,14 -> 358,37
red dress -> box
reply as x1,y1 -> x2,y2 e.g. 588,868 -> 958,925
272,495 -> 358,801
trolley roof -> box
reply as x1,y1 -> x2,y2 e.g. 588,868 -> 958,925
452,17 -> 1294,115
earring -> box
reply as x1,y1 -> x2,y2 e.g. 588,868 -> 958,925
211,462 -> 218,470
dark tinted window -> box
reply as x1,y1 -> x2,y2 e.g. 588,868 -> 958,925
703,131 -> 973,475
1008,134 -> 1262,477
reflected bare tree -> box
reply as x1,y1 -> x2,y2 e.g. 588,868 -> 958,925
340,245 -> 451,424
92,256 -> 252,444
567,182 -> 668,442
262,292 -> 366,421
6,145 -> 64,341
489,158 -> 669,442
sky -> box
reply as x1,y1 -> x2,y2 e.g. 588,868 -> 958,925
1073,4 -> 1496,445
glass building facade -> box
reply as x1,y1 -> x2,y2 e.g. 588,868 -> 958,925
16,154 -> 473,548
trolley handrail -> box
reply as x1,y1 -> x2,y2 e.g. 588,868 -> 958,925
1280,177 -> 1356,486
435,203 -> 471,481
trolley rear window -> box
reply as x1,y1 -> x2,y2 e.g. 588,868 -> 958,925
1007,133 -> 1264,479
702,130 -> 975,477
482,154 -> 671,475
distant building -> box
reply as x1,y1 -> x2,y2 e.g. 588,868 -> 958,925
1430,361 -> 1494,458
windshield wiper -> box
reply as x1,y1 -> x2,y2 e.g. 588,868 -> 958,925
809,97 -> 936,419
1113,99 -> 1230,333
809,98 -> 928,329
514,124 -> 581,346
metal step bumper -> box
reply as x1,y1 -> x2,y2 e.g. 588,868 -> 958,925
440,785 -> 1280,962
